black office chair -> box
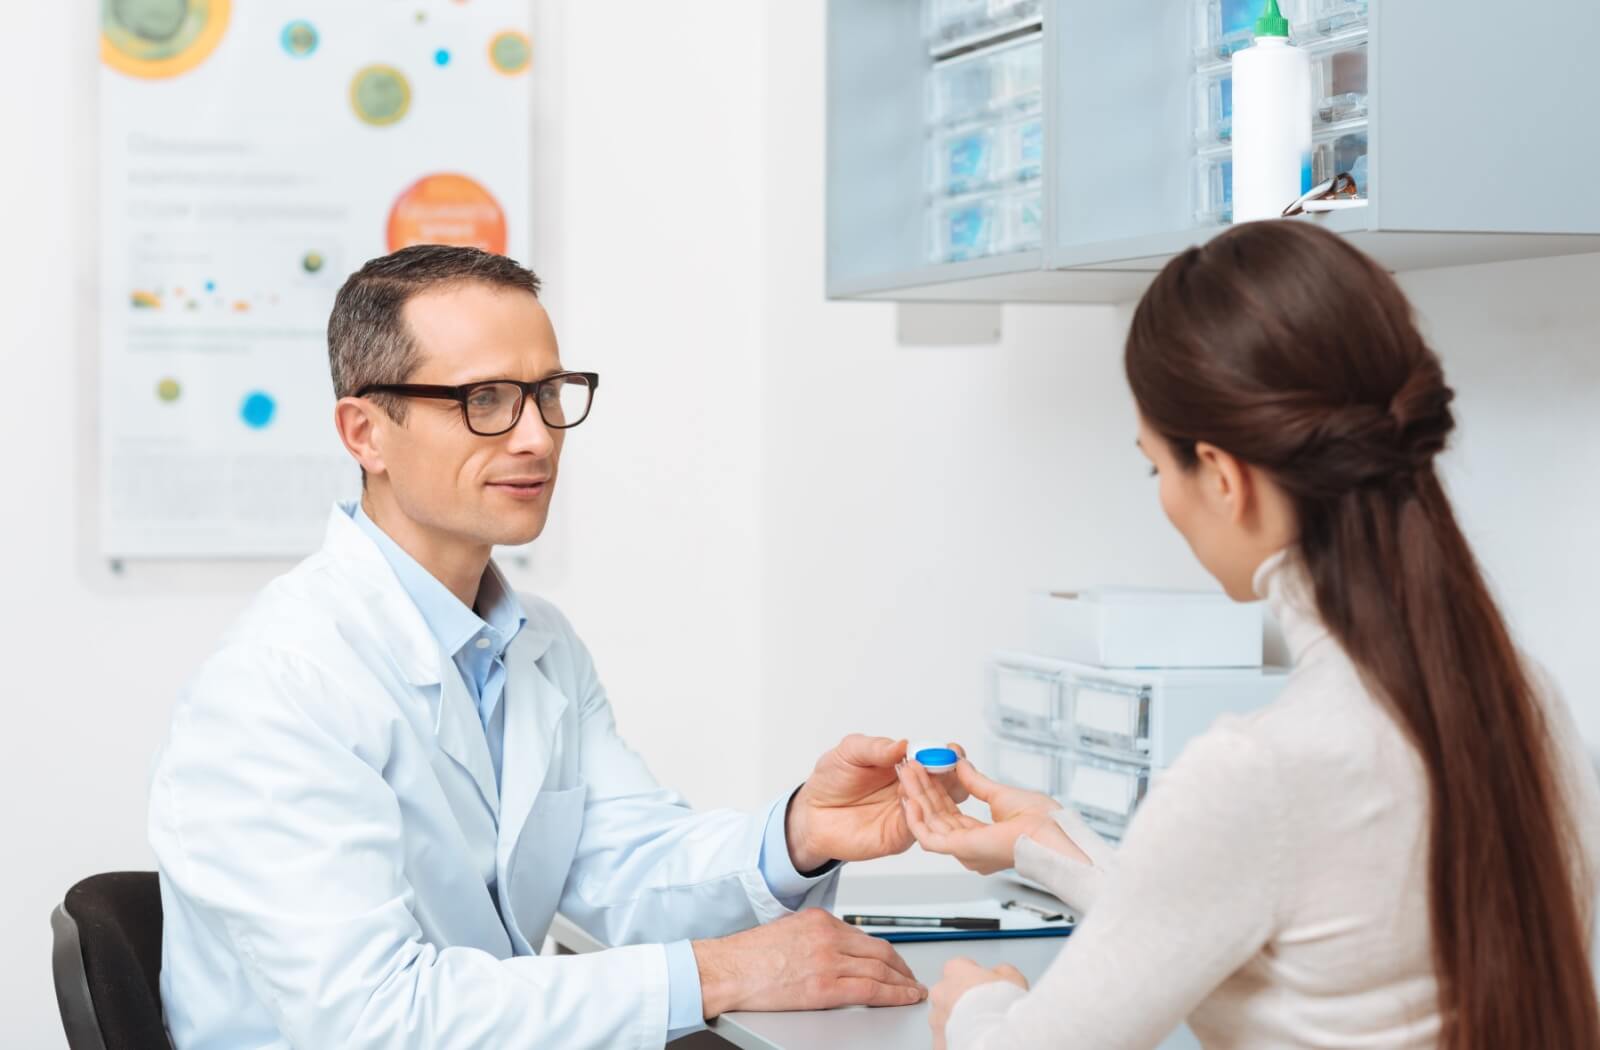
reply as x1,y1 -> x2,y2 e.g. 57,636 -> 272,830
51,872 -> 174,1050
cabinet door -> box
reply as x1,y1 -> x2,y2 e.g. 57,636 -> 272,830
1373,0 -> 1600,235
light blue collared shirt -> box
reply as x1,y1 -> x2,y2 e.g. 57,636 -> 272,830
350,504 -> 834,1039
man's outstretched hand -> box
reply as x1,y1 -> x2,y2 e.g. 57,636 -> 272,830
785,734 -> 967,872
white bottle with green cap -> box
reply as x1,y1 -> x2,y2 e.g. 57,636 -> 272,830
1230,0 -> 1311,222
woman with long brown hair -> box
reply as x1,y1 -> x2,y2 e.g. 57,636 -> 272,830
899,220 -> 1600,1049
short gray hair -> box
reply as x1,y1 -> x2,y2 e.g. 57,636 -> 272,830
327,245 -> 542,421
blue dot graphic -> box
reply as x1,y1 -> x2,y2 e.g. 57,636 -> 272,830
434,48 -> 451,66
204,280 -> 216,292
241,391 -> 277,429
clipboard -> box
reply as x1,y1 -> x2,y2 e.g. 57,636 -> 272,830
834,899 -> 1076,943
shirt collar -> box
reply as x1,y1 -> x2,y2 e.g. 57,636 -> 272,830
349,502 -> 525,661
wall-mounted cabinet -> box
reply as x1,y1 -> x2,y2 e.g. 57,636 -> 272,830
826,0 -> 1600,303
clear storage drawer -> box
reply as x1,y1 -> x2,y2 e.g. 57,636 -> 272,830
988,734 -> 1059,796
985,660 -> 1063,742
1309,0 -> 1367,36
1193,147 -> 1233,226
928,37 -> 1042,129
1062,673 -> 1152,761
1194,0 -> 1309,62
927,0 -> 1043,50
929,115 -> 1043,197
1060,750 -> 1152,839
1312,120 -> 1369,197
1312,40 -> 1367,125
930,186 -> 1041,263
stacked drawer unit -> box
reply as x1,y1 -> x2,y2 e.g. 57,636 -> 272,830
1191,0 -> 1372,225
924,0 -> 1045,262
986,651 -> 1287,842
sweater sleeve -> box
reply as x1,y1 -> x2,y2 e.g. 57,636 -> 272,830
1013,805 -> 1119,914
948,725 -> 1289,1050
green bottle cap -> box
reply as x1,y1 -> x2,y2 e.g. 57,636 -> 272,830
1254,0 -> 1291,37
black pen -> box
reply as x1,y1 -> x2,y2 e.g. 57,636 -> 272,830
842,914 -> 1001,931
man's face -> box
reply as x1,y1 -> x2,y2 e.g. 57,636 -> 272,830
373,282 -> 565,551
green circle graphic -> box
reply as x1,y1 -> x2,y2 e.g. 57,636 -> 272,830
351,65 -> 411,126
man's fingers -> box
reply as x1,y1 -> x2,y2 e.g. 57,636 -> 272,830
833,954 -> 922,990
837,734 -> 907,768
837,926 -> 919,982
995,963 -> 1027,985
831,976 -> 927,1008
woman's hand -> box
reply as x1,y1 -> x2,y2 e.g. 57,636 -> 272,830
897,759 -> 1059,875
929,957 -> 1029,1050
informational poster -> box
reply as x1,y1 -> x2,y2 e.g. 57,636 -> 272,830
100,0 -> 533,558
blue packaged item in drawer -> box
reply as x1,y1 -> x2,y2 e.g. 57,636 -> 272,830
942,129 -> 995,195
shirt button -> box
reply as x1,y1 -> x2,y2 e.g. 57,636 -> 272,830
475,637 -> 491,650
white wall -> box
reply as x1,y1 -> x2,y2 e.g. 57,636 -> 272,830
3,2 -> 1597,1047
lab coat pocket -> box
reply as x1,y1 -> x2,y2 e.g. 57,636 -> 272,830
504,780 -> 588,949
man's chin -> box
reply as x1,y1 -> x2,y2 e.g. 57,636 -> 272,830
491,520 -> 547,549
476,506 -> 549,549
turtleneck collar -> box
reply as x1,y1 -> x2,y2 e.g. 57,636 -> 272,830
1252,549 -> 1333,666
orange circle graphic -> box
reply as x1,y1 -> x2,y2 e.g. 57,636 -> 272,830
386,173 -> 508,254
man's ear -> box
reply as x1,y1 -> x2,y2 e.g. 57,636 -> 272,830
1193,441 -> 1253,527
333,397 -> 389,480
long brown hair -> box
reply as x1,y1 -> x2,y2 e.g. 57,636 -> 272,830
1125,221 -> 1597,1049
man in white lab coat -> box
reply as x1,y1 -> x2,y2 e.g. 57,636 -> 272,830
148,246 -> 944,1049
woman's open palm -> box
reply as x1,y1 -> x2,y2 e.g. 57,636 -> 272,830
897,759 -> 1060,875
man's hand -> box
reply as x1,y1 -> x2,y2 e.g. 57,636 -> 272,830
692,909 -> 927,1017
929,957 -> 1029,1050
785,735 -> 969,872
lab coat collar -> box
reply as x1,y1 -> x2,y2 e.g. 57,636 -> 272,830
321,503 -> 556,687
321,505 -> 440,687
1252,549 -> 1333,665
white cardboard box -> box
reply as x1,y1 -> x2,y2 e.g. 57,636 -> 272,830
1029,587 -> 1263,669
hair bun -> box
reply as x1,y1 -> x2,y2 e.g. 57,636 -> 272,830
1386,364 -> 1456,469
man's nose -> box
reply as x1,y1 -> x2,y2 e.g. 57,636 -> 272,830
504,394 -> 556,455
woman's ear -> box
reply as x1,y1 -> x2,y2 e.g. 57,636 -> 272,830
1193,441 -> 1253,527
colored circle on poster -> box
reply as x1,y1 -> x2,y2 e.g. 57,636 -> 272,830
434,48 -> 451,67
351,64 -> 412,126
281,19 -> 317,58
488,30 -> 531,75
156,377 -> 182,402
241,391 -> 276,429
102,0 -> 231,79
302,251 -> 325,273
386,174 -> 507,254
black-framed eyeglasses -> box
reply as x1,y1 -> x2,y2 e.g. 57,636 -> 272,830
356,371 -> 599,436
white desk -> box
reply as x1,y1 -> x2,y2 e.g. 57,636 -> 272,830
548,870 -> 1200,1050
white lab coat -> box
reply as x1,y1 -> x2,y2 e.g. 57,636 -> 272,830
149,507 -> 834,1050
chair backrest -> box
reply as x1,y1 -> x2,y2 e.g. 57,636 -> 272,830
51,871 -> 173,1050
